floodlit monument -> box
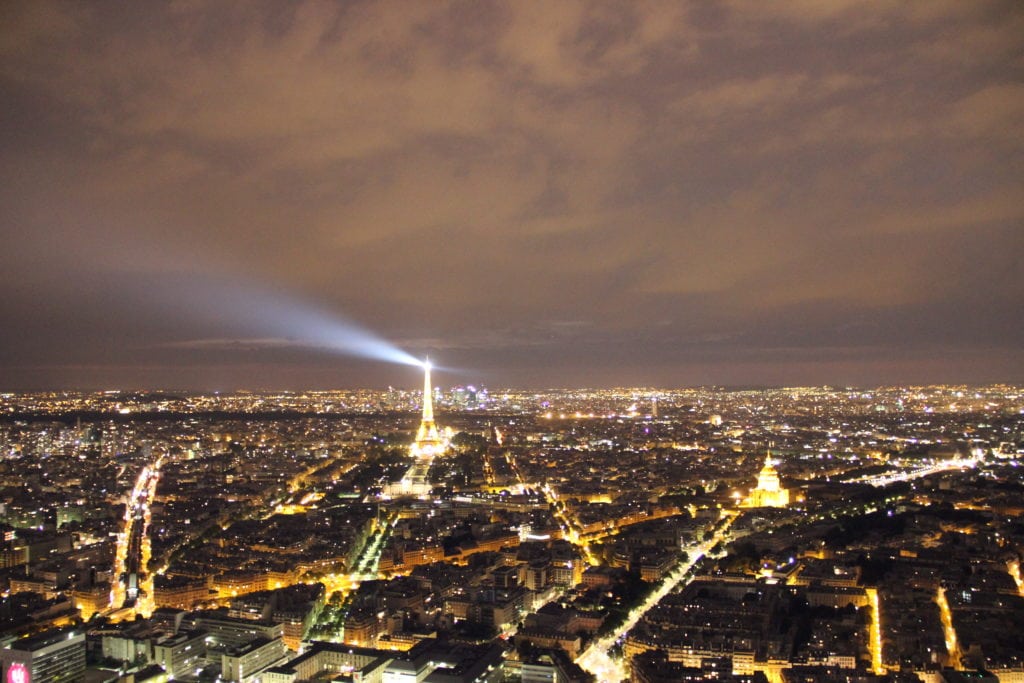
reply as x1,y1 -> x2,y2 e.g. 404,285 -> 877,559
410,358 -> 446,460
745,452 -> 790,508
385,360 -> 448,498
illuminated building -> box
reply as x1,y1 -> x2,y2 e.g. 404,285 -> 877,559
744,453 -> 790,508
71,583 -> 111,621
151,630 -> 207,679
381,640 -> 506,682
190,615 -> 283,650
214,572 -> 268,599
153,575 -> 211,611
220,637 -> 288,682
409,359 -> 446,460
260,642 -> 390,682
1,629 -> 86,683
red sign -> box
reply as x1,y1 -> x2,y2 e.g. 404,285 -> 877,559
7,663 -> 29,683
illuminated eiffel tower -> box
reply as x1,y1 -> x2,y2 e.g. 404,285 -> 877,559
410,358 -> 446,459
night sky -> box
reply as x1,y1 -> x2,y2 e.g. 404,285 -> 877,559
2,2 -> 1022,391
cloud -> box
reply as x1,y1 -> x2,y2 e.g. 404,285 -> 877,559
157,337 -> 317,351
1,0 -> 1022,389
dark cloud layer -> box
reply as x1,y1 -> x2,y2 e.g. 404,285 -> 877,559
1,1 -> 1022,390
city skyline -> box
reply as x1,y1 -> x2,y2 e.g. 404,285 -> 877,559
2,383 -> 1022,681
2,2 -> 1022,391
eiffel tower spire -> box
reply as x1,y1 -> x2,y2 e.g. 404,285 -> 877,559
422,357 -> 434,424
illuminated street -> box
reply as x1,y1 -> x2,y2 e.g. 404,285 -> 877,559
540,483 -> 599,566
866,587 -> 884,674
351,512 -> 394,580
576,512 -> 738,682
320,510 -> 395,600
850,457 -> 978,487
506,447 -> 599,564
936,587 -> 961,668
109,456 -> 163,617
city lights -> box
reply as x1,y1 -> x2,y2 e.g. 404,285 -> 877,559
866,587 -> 884,674
2,384 -> 1022,682
3,3 -> 1021,681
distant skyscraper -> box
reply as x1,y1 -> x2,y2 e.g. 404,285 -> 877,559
452,386 -> 468,407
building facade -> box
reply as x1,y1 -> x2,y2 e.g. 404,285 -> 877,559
0,629 -> 86,683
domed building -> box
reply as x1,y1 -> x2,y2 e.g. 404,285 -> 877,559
745,452 -> 790,508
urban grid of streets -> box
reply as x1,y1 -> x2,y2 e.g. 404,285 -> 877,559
2,384 -> 1023,681
114,446 -> 972,678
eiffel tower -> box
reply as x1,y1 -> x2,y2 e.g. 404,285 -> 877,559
410,358 -> 446,459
